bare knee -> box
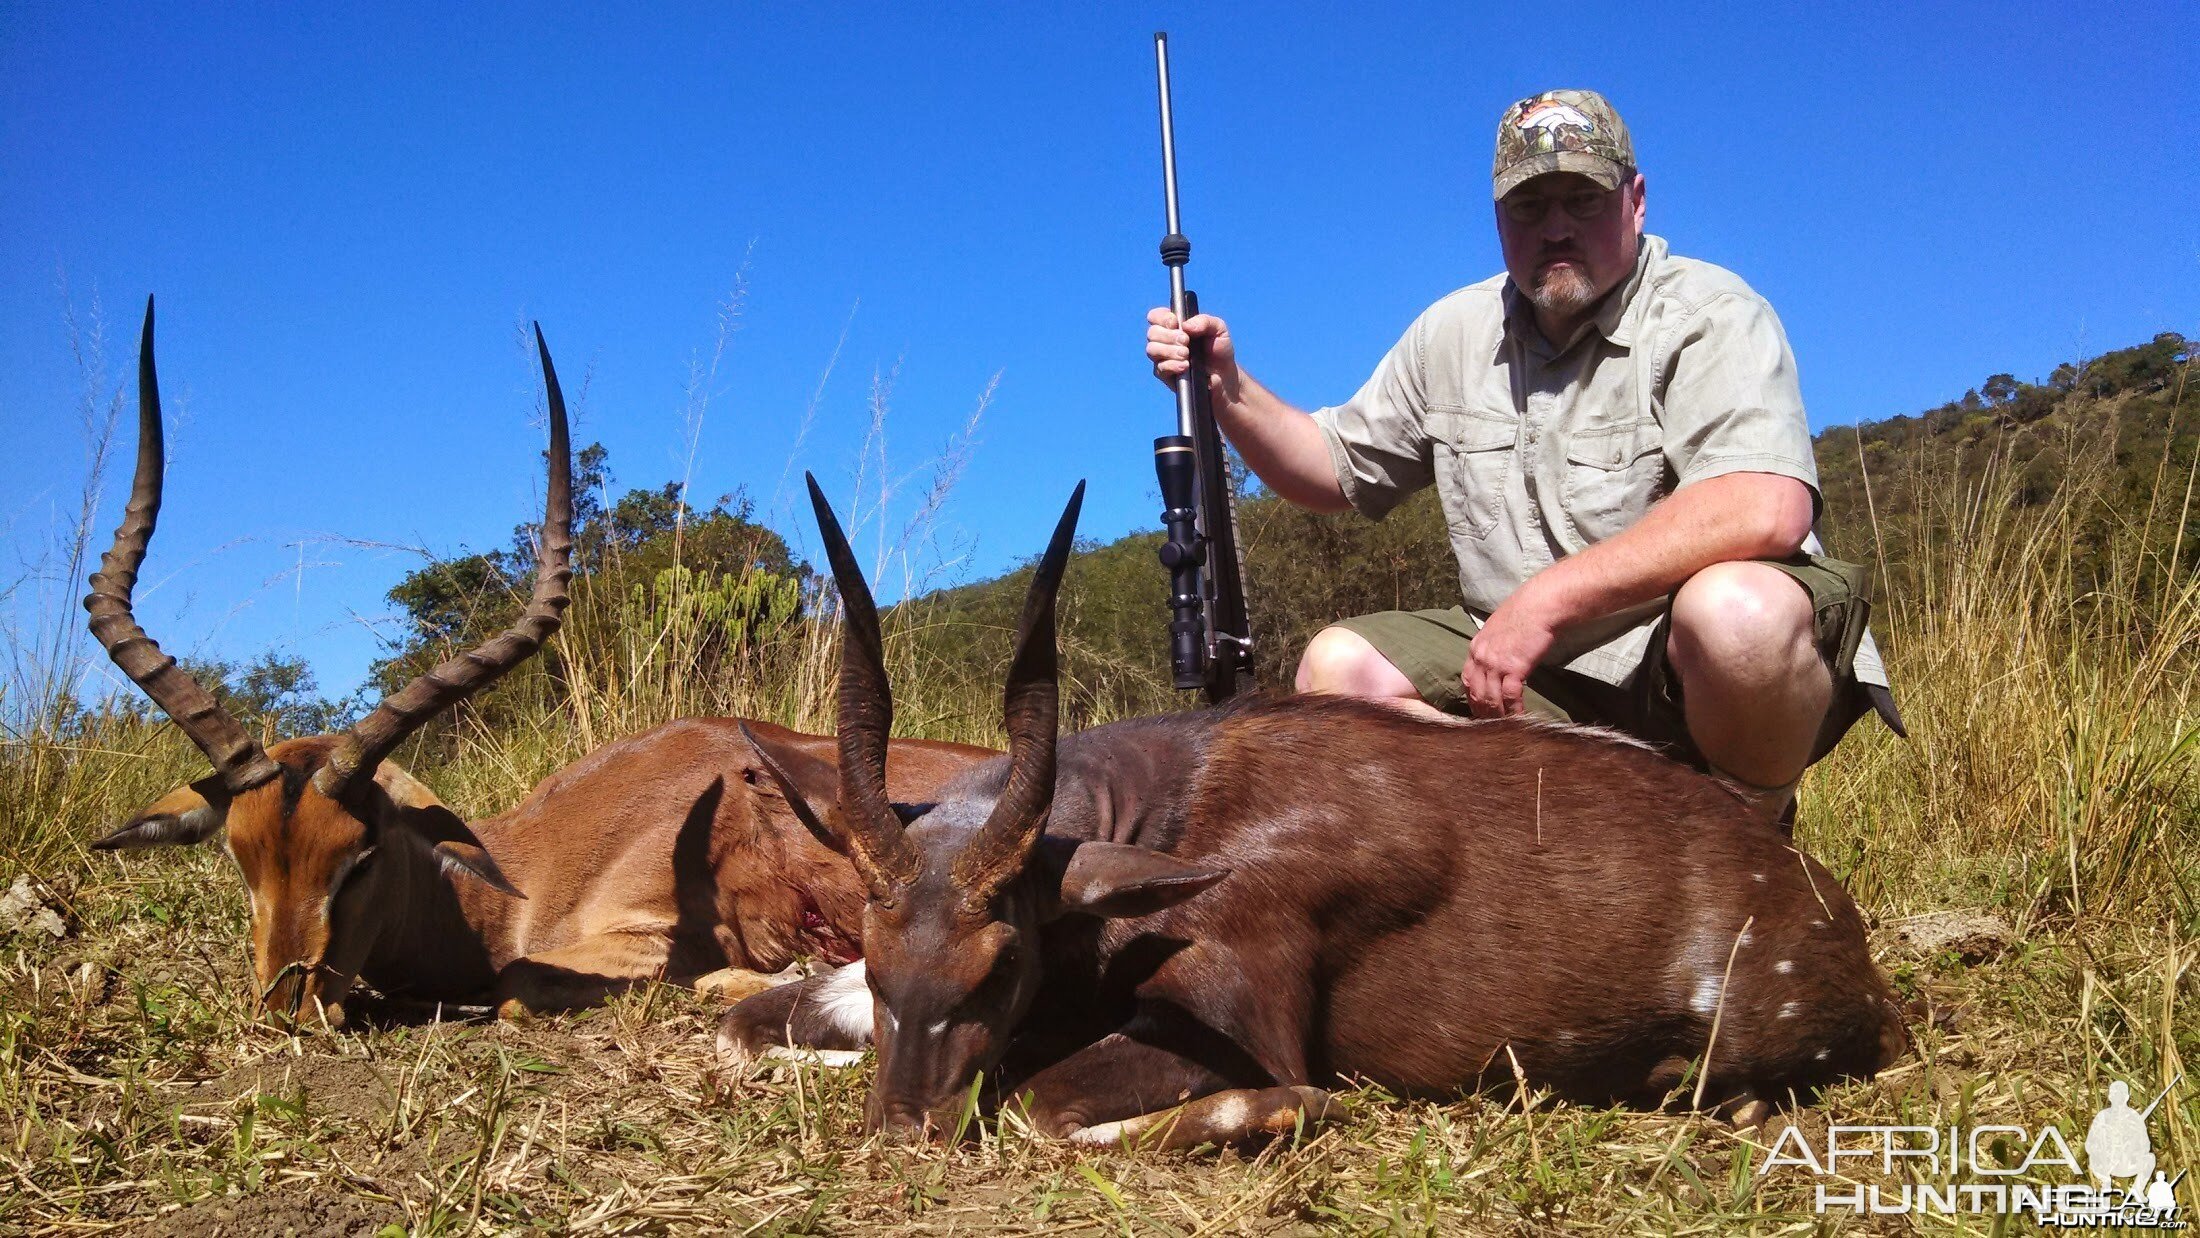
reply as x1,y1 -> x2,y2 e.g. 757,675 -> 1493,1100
1668,562 -> 1816,682
1294,627 -> 1420,700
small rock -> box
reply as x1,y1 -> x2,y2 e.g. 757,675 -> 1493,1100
1,874 -> 71,940
1888,910 -> 2015,966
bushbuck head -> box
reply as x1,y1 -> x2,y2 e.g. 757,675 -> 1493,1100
87,298 -> 573,1025
742,476 -> 1227,1136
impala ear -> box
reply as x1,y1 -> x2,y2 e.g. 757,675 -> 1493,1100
739,723 -> 848,856
93,777 -> 231,851
372,767 -> 525,899
424,839 -> 523,898
1043,840 -> 1229,920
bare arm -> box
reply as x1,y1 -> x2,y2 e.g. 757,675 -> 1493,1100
1529,471 -> 1813,623
1146,308 -> 1349,513
1462,471 -> 1816,717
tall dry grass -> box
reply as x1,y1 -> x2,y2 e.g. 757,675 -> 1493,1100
1803,397 -> 2199,934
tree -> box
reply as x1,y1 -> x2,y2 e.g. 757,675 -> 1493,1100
172,654 -> 355,739
1982,374 -> 2020,406
370,442 -> 808,709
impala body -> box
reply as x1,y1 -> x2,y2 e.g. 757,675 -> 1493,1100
724,477 -> 1909,1149
88,300 -> 989,1022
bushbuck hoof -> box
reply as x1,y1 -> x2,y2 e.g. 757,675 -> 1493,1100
1717,1094 -> 1772,1129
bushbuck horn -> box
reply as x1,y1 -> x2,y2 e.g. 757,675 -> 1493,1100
804,473 -> 923,900
316,324 -> 574,800
952,482 -> 1084,898
84,296 -> 281,794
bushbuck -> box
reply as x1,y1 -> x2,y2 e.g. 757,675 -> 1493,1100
724,476 -> 1908,1148
88,300 -> 990,1024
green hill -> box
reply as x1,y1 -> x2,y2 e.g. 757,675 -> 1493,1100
903,331 -> 2195,726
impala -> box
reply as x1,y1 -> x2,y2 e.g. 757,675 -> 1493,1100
88,300 -> 990,1024
724,476 -> 1909,1148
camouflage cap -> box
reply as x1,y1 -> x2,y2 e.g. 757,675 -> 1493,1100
1492,89 -> 1635,200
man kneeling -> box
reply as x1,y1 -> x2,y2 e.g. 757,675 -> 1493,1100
1143,89 -> 1901,824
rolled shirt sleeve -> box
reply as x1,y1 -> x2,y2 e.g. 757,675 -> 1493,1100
1656,293 -> 1821,502
1310,315 -> 1434,520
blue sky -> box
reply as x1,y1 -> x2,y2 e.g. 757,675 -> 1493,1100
5,3 -> 2196,703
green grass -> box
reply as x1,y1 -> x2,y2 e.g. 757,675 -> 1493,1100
3,383 -> 2196,1233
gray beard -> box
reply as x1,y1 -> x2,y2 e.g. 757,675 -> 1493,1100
1529,263 -> 1600,319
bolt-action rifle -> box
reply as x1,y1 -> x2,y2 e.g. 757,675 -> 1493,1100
1151,32 -> 1253,704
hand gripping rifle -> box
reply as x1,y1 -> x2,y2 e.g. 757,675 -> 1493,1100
1152,32 -> 1253,704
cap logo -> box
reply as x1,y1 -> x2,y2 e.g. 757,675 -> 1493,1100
1516,99 -> 1594,137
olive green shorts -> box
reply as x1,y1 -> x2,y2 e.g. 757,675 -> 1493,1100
1332,556 -> 1896,769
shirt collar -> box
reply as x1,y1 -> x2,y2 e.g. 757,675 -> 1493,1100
1502,233 -> 1663,355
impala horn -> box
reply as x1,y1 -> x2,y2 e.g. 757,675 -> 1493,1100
314,324 -> 574,800
85,297 -> 282,794
952,482 -> 1083,900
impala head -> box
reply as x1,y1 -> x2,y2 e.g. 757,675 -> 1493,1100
86,298 -> 574,1025
744,476 -> 1226,1138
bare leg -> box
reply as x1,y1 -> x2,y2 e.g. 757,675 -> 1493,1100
1666,563 -> 1833,822
1295,627 -> 1449,721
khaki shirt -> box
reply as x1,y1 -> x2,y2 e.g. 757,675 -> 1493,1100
1312,234 -> 1888,689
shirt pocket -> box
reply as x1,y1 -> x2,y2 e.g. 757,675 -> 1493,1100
1562,420 -> 1665,544
1428,407 -> 1516,538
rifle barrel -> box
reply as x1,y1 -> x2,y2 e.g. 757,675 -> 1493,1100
1154,32 -> 1195,439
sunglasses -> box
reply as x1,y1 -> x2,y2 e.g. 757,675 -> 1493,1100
1500,186 -> 1622,224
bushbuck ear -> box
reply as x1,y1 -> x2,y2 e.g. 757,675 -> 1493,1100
1046,840 -> 1229,920
372,766 -> 525,899
738,723 -> 847,856
93,777 -> 230,850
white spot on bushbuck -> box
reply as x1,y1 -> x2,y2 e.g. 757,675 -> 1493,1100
1778,1001 -> 1801,1020
1209,1094 -> 1252,1131
1691,976 -> 1723,1015
1775,959 -> 1795,974
1067,1119 -> 1131,1147
1814,1047 -> 1831,1062
1752,873 -> 1766,883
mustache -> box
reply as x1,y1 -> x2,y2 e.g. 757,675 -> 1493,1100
1536,244 -> 1585,263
